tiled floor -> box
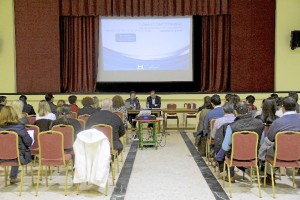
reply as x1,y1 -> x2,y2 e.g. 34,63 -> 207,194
0,131 -> 299,200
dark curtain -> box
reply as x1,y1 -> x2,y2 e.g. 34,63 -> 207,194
60,16 -> 99,92
200,15 -> 230,92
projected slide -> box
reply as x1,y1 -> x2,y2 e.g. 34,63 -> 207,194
98,17 -> 193,82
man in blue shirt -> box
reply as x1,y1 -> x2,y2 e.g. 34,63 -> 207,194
203,94 -> 224,137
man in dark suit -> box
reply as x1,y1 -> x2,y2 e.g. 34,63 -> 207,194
146,90 -> 161,109
19,95 -> 36,115
86,98 -> 125,154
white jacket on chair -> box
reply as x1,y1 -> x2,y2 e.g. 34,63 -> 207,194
73,129 -> 111,188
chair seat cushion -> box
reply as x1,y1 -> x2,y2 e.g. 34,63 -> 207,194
266,155 -> 299,167
41,153 -> 72,166
30,148 -> 39,155
225,156 -> 257,167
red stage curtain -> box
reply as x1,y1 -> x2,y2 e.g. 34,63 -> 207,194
60,16 -> 99,92
200,15 -> 230,92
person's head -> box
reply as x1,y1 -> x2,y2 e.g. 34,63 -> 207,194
68,95 -> 77,105
58,104 -> 71,119
225,94 -> 232,102
246,95 -> 256,105
10,100 -> 24,119
229,94 -> 240,109
130,91 -> 136,100
150,90 -> 157,99
56,100 -> 65,108
92,96 -> 100,109
270,93 -> 279,100
112,95 -> 125,108
0,96 -> 7,105
261,97 -> 277,124
276,97 -> 284,109
211,94 -> 221,106
282,96 -> 296,112
288,92 -> 298,102
101,98 -> 113,110
38,100 -> 51,117
45,93 -> 54,102
235,102 -> 248,115
203,96 -> 213,109
0,106 -> 19,126
81,96 -> 94,107
222,103 -> 234,114
19,95 -> 27,103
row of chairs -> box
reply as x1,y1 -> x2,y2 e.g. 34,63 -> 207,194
165,103 -> 197,128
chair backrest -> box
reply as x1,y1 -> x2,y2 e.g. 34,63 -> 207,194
190,103 -> 197,109
0,131 -> 20,165
230,131 -> 258,165
27,115 -> 36,125
38,131 -> 65,166
70,112 -> 78,119
51,124 -> 74,150
34,119 -> 52,132
26,125 -> 40,150
275,131 -> 300,162
184,103 -> 191,109
78,114 -> 90,124
167,104 -> 177,109
77,119 -> 86,130
91,124 -> 113,149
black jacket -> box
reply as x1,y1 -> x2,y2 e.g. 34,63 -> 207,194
0,123 -> 32,164
78,106 -> 98,116
22,103 -> 36,115
47,101 -> 57,114
146,96 -> 161,108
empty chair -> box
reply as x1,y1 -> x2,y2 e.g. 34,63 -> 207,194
184,103 -> 197,127
78,114 -> 90,126
264,131 -> 300,198
26,115 -> 36,125
51,124 -> 74,153
165,104 -> 179,129
223,131 -> 261,198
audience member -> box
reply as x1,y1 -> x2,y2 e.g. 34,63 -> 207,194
126,91 -> 140,130
36,100 -> 56,120
146,90 -> 161,108
19,95 -> 35,115
11,100 -> 29,125
112,95 -> 128,129
92,96 -> 101,111
288,92 -> 299,113
246,95 -> 257,111
275,97 -> 284,117
45,93 -> 57,114
225,94 -> 232,103
68,95 -> 80,113
203,94 -> 224,137
228,94 -> 240,109
197,96 -> 214,112
86,99 -> 126,154
50,104 -> 82,139
270,93 -> 279,101
259,96 -> 300,185
216,102 -> 264,181
256,97 -> 279,125
56,99 -> 66,115
78,96 -> 98,116
0,96 -> 7,110
0,106 -> 32,184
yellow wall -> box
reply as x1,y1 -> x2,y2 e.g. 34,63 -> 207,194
275,0 -> 300,91
0,0 -> 16,93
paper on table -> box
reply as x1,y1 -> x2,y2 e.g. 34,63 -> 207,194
27,130 -> 35,146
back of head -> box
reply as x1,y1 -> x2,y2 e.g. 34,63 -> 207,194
211,94 -> 221,106
11,100 -> 24,119
225,94 -> 232,102
112,95 -> 125,108
0,106 -> 19,126
270,93 -> 279,99
261,97 -> 277,124
38,100 -> 51,116
57,100 -> 66,108
283,96 -> 296,112
81,96 -> 94,107
203,96 -> 213,109
223,103 -> 234,114
235,102 -> 248,115
246,95 -> 255,104
0,96 -> 7,104
288,92 -> 298,102
92,96 -> 99,108
229,94 -> 241,109
68,95 -> 77,104
101,98 -> 113,110
45,93 -> 54,101
19,95 -> 27,103
58,104 -> 71,121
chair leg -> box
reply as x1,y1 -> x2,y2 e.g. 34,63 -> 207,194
278,167 -> 281,180
4,166 -> 8,187
76,183 -> 80,195
256,166 -> 262,198
105,180 -> 108,196
36,165 -> 42,196
31,164 -> 34,186
292,167 -> 296,188
270,164 -> 276,198
45,166 -> 48,187
264,162 -> 267,187
223,162 -> 226,187
177,118 -> 179,128
65,164 -> 69,196
227,164 -> 232,198
19,165 -> 25,196
250,167 -> 253,186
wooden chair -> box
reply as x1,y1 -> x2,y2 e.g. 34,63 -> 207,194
36,131 -> 73,196
206,119 -> 217,163
26,115 -> 36,125
184,103 -> 197,127
70,111 -> 78,119
0,131 -> 33,196
264,131 -> 300,198
165,104 -> 179,129
91,124 -> 118,185
51,124 -> 75,153
223,131 -> 261,198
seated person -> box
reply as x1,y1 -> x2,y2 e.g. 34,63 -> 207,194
0,106 -> 32,184
146,90 -> 161,109
125,91 -> 141,130
50,104 -> 82,139
92,96 -> 101,111
216,102 -> 264,181
111,95 -> 128,129
288,92 -> 299,113
68,95 -> 80,113
246,95 -> 257,111
78,96 -> 98,116
36,100 -> 56,121
56,99 -> 66,116
45,93 -> 57,114
86,99 -> 126,154
255,97 -> 279,125
259,96 -> 300,184
203,94 -> 224,137
0,96 -> 7,111
11,100 -> 29,125
19,95 -> 36,115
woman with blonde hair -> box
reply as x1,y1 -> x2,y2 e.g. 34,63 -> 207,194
56,99 -> 66,115
0,106 -> 32,184
112,95 -> 128,129
11,100 -> 29,124
36,100 -> 56,120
